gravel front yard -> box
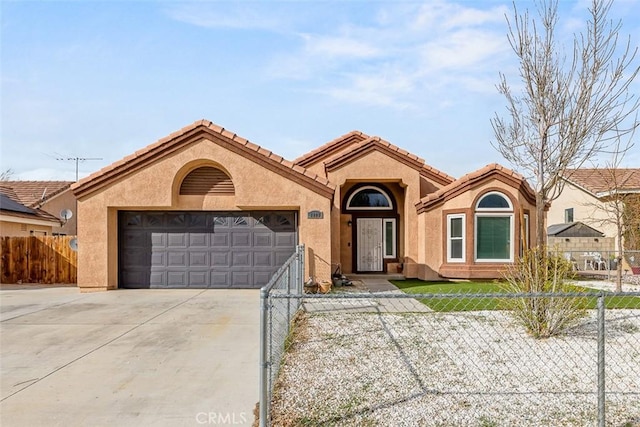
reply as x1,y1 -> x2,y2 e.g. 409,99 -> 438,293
271,309 -> 640,426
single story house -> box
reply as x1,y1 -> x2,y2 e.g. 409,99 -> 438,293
71,120 -> 537,291
0,181 -> 74,236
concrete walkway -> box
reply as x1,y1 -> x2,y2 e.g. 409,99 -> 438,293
303,275 -> 432,313
1,286 -> 259,427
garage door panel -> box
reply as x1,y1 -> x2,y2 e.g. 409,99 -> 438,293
119,211 -> 297,289
167,234 -> 187,248
167,252 -> 187,267
121,270 -> 149,287
211,252 -> 230,267
231,271 -> 251,287
254,252 -> 273,267
121,249 -> 149,267
149,271 -> 166,287
211,272 -> 230,287
254,232 -> 273,247
211,233 -> 230,247
232,232 -> 251,247
275,233 -> 296,247
253,271 -> 273,285
150,252 -> 165,267
151,233 -> 165,246
189,252 -> 209,267
232,252 -> 251,267
275,251 -> 294,265
189,233 -> 209,247
168,271 -> 187,286
123,231 -> 148,247
188,271 -> 208,287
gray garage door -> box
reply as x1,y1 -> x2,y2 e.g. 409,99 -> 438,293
119,211 -> 297,289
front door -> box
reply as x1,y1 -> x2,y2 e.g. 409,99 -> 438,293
357,218 -> 383,272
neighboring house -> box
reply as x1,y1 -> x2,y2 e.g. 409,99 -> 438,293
71,120 -> 537,291
0,181 -> 76,236
547,168 -> 640,249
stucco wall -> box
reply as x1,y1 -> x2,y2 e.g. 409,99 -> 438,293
326,150 -> 441,275
0,220 -> 53,236
418,177 -> 537,280
76,137 -> 332,291
41,190 -> 77,235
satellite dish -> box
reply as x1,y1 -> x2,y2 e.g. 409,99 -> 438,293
60,209 -> 73,221
69,238 -> 78,251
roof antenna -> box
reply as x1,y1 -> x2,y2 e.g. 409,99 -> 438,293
56,157 -> 103,181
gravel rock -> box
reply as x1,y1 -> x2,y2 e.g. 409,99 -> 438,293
271,309 -> 640,426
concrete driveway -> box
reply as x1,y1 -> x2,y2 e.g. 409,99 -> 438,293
0,285 -> 259,426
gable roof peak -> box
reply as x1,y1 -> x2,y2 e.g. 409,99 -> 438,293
293,130 -> 370,167
71,119 -> 335,199
416,162 -> 534,213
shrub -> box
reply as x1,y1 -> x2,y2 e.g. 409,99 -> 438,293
502,247 -> 587,338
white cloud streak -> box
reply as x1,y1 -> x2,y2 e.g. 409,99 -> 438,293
262,1 -> 512,109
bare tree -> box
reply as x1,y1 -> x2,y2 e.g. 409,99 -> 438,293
491,0 -> 640,248
0,169 -> 14,181
580,137 -> 637,291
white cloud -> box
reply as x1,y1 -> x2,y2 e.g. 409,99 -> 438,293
303,34 -> 381,59
165,3 -> 286,32
266,1 -> 512,111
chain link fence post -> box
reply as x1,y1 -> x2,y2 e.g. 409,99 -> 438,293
259,287 -> 269,427
597,292 -> 606,427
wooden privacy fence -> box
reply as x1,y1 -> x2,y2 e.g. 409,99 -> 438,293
0,236 -> 77,284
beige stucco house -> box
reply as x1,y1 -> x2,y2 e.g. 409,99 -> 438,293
71,120 -> 537,291
548,168 -> 640,248
0,181 -> 75,236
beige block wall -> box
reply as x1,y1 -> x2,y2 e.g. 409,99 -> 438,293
76,137 -> 333,291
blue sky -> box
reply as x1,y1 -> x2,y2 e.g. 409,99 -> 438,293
2,0 -> 639,182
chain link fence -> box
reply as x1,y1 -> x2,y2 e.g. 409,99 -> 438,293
260,279 -> 640,426
259,245 -> 305,425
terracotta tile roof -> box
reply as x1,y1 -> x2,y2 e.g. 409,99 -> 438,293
416,163 -> 536,213
71,120 -> 335,199
293,131 -> 370,168
1,181 -> 72,208
323,136 -> 455,186
563,168 -> 640,196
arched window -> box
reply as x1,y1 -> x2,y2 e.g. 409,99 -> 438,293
477,192 -> 511,209
346,186 -> 393,210
179,166 -> 235,195
475,192 -> 514,262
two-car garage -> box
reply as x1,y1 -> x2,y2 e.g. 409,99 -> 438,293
119,211 -> 297,289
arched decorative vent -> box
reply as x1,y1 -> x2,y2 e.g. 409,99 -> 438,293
180,166 -> 235,195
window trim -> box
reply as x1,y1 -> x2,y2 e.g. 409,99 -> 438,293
346,185 -> 394,211
447,214 -> 465,263
383,218 -> 396,259
564,208 -> 574,223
